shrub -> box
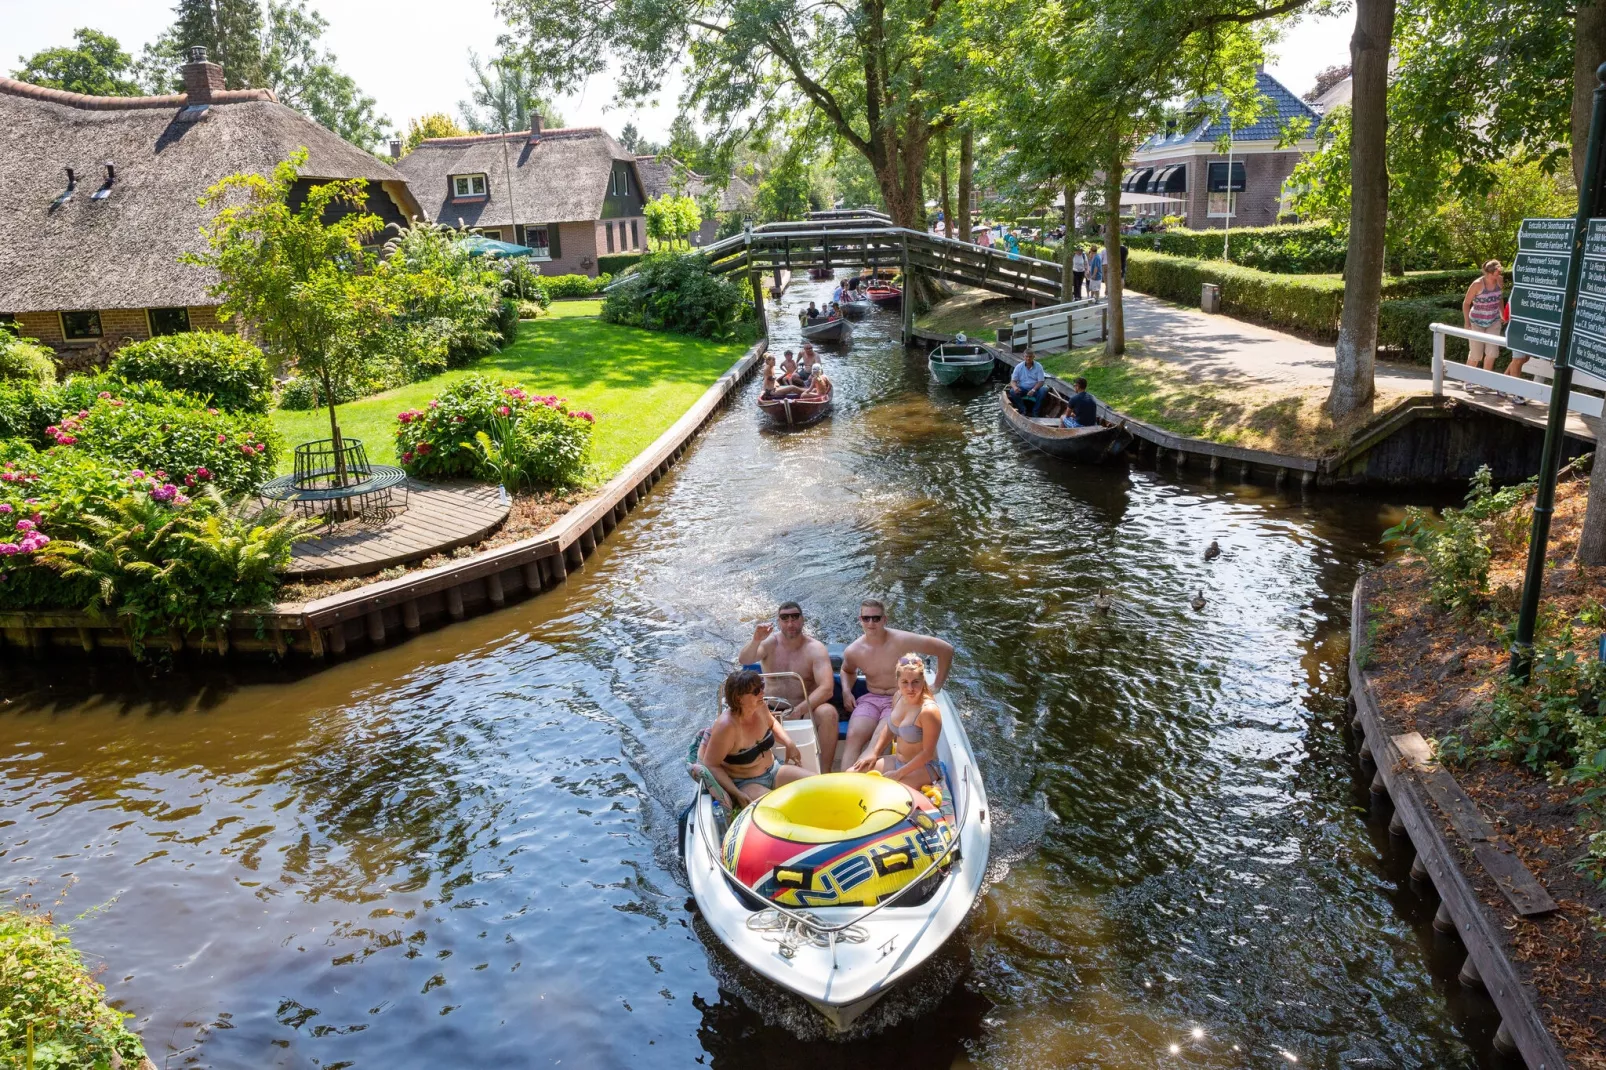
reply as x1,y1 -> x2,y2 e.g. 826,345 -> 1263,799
0,442 -> 126,611
0,331 -> 57,386
1378,294 -> 1468,363
381,223 -> 506,367
62,395 -> 281,496
109,331 -> 274,412
600,252 -> 755,339
0,380 -> 59,443
541,273 -> 606,299
277,376 -> 320,411
0,373 -> 205,449
597,253 -> 645,276
516,298 -> 548,319
499,257 -> 545,301
394,375 -> 592,488
0,908 -> 148,1069
496,298 -> 521,347
1124,222 -> 1351,274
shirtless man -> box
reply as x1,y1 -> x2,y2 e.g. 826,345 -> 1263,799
737,601 -> 841,772
840,599 -> 954,767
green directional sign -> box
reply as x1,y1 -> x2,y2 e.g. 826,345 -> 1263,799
1516,251 -> 1572,291
1586,217 -> 1606,259
1508,318 -> 1562,361
1511,284 -> 1565,325
1583,255 -> 1606,297
1518,217 -> 1575,254
1571,329 -> 1606,380
1576,293 -> 1606,339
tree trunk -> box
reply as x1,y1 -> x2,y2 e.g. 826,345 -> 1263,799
1578,1 -> 1606,187
956,127 -> 973,245
1104,145 -> 1125,357
1578,445 -> 1606,564
1062,182 -> 1076,302
939,135 -> 954,239
1327,0 -> 1396,420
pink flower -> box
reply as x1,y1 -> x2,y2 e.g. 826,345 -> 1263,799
151,484 -> 177,502
415,442 -> 432,456
154,470 -> 167,481
241,444 -> 255,455
56,435 -> 76,445
217,433 -> 227,443
184,475 -> 195,488
453,415 -> 465,423
428,400 -> 440,409
0,504 -> 10,514
130,469 -> 145,479
402,451 -> 414,463
97,391 -> 112,399
0,544 -> 17,556
110,399 -> 124,407
571,410 -> 595,423
398,412 -> 412,424
15,519 -> 34,532
496,405 -> 510,416
77,410 -> 89,420
173,494 -> 190,506
194,466 -> 210,480
207,408 -> 218,415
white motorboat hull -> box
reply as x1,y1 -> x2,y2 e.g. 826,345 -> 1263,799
681,683 -> 990,1032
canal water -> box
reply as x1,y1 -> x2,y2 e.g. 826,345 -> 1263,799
3,280 -> 1497,1068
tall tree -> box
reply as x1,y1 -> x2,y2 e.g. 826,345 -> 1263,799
402,113 -> 470,155
619,122 -> 644,153
1326,0 -> 1397,419
459,49 -> 565,133
261,2 -> 388,149
170,0 -> 267,88
13,28 -> 140,96
938,134 -> 955,238
495,0 -> 968,228
956,126 -> 974,243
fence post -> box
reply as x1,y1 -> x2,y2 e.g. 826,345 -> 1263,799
1431,325 -> 1444,396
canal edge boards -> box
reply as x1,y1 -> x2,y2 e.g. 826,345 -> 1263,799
0,337 -> 769,661
1347,578 -> 1573,1070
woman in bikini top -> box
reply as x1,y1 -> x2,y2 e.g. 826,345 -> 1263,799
700,670 -> 808,806
850,653 -> 942,788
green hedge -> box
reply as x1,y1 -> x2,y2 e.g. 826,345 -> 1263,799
540,273 -> 612,299
109,331 -> 273,413
1125,250 -> 1480,342
1124,222 -> 1350,274
597,253 -> 644,276
1378,294 -> 1471,364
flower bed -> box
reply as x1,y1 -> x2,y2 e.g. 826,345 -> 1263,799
395,375 -> 593,492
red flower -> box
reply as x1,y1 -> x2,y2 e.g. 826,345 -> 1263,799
416,442 -> 432,455
402,451 -> 414,463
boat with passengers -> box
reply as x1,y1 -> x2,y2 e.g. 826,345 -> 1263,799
679,657 -> 990,1032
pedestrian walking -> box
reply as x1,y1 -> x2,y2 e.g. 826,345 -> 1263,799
1088,247 -> 1104,300
1462,259 -> 1505,380
1071,245 -> 1088,300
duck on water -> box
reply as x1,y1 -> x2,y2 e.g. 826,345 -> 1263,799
680,599 -> 990,1032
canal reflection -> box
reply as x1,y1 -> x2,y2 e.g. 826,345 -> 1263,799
2,278 -> 1497,1068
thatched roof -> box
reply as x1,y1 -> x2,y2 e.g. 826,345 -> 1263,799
396,127 -> 640,228
0,77 -> 419,314
634,155 -> 756,215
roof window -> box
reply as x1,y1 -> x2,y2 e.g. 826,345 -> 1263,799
452,174 -> 488,198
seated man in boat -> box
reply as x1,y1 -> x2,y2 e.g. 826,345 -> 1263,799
840,600 -> 954,769
761,355 -> 805,399
699,670 -> 810,807
738,603 -> 842,772
1006,349 -> 1048,416
1060,377 -> 1099,428
801,301 -> 822,327
798,346 -> 822,380
851,653 -> 942,789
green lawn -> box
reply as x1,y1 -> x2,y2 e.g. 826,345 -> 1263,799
272,301 -> 752,481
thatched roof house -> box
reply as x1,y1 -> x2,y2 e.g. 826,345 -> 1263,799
395,120 -> 646,277
633,155 -> 756,246
0,47 -> 420,361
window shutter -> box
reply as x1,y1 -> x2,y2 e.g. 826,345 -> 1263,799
606,222 -> 615,253
548,223 -> 562,259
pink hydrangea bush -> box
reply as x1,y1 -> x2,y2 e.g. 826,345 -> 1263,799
394,375 -> 592,488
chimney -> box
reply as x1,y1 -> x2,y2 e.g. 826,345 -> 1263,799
388,138 -> 403,160
528,113 -> 543,144
181,45 -> 227,104
1165,118 -> 1177,136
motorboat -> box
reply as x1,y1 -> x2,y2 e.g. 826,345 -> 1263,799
680,667 -> 990,1032
800,316 -> 850,343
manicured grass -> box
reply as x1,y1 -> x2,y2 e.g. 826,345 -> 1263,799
914,286 -> 1034,340
272,301 -> 752,481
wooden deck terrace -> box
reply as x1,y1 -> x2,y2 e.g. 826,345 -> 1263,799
286,480 -> 511,580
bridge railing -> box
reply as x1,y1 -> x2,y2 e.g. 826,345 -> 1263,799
1430,322 -> 1606,417
1000,299 -> 1109,355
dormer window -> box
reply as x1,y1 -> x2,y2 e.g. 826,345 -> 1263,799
452,174 -> 488,198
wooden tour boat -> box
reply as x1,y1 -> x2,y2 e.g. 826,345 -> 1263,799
998,389 -> 1132,463
928,343 -> 996,386
758,383 -> 834,427
865,284 -> 902,308
800,316 -> 851,342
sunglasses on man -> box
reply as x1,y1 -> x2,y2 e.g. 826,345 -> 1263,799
860,614 -> 883,622
778,611 -> 802,620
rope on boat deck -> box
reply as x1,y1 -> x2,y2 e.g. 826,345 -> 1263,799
746,909 -> 868,960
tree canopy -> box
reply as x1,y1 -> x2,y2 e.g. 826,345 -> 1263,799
13,28 -> 141,96
459,49 -> 566,133
402,113 -> 469,155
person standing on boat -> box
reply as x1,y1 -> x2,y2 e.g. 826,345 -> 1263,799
738,603 -> 841,772
700,670 -> 810,807
840,600 -> 954,768
1061,377 -> 1099,428
1007,350 -> 1048,416
851,653 -> 942,789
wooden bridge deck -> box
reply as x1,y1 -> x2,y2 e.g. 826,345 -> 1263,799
287,479 -> 510,580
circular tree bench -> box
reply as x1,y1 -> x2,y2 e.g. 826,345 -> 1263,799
259,438 -> 409,524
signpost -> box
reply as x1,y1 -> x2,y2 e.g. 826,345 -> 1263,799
1509,64 -> 1606,680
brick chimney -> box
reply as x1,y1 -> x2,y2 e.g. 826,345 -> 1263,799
388,137 -> 403,159
528,113 -> 543,145
181,46 -> 227,103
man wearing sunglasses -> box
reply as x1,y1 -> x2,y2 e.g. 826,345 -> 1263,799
840,599 -> 954,768
738,602 -> 841,772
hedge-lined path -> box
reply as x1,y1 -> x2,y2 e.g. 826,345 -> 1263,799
284,480 -> 510,580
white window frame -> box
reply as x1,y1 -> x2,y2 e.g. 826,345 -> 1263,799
452,173 -> 488,198
1207,192 -> 1237,219
523,226 -> 553,261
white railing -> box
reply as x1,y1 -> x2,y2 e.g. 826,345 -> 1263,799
1429,322 -> 1605,418
1003,298 -> 1109,354
1009,296 -> 1102,324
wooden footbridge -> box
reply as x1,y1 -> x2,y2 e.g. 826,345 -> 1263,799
703,210 -> 1063,337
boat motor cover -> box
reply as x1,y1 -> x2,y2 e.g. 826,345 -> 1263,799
721,773 -> 952,907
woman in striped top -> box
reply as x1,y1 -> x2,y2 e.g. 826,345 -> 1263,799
1463,259 -> 1506,374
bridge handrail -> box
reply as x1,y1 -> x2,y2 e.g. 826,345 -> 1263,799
1010,297 -> 1101,324
1429,321 -> 1604,417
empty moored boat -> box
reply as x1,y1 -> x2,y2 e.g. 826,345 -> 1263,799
998,389 -> 1132,463
800,316 -> 851,342
928,343 -> 996,386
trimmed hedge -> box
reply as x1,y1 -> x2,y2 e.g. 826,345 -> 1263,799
597,253 -> 645,276
0,332 -> 57,387
1378,294 -> 1470,364
541,273 -> 612,299
1125,250 -> 1480,342
110,332 -> 274,413
1124,223 -> 1350,274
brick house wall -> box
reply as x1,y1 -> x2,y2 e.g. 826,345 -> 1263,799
11,306 -> 232,372
1127,150 -> 1303,230
593,216 -> 645,261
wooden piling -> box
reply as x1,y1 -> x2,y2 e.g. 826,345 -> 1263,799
366,610 -> 386,645
523,561 -> 543,593
486,572 -> 505,608
446,586 -> 465,620
402,600 -> 421,633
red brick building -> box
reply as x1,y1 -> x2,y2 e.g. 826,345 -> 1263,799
0,48 -> 420,368
1122,71 -> 1320,230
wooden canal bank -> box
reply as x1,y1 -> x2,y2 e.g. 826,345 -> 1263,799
1347,580 -> 1573,1070
0,339 -> 768,661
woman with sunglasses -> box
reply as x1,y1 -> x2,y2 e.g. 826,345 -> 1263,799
700,669 -> 810,808
851,653 -> 942,789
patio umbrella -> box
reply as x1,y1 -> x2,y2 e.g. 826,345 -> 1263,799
458,234 -> 538,258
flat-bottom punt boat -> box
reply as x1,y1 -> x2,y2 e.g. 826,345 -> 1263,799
758,385 -> 833,427
928,343 -> 996,386
800,316 -> 851,342
681,667 -> 990,1033
808,266 -> 836,280
865,284 -> 902,309
839,295 -> 872,319
998,389 -> 1132,462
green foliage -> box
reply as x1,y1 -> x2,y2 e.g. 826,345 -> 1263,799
496,299 -> 521,347
600,253 -> 754,340
1382,467 -> 1532,615
645,193 -> 703,249
109,331 -> 273,412
1124,222 -> 1350,274
393,376 -> 592,488
13,27 -> 140,96
540,273 -> 610,299
1434,155 -> 1576,269
379,222 -> 506,368
0,332 -> 57,387
596,254 -> 644,276
66,395 -> 282,496
459,48 -> 564,133
1378,294 -> 1468,363
402,112 -> 468,154
499,258 -> 547,303
0,907 -> 148,1070
276,377 -> 320,411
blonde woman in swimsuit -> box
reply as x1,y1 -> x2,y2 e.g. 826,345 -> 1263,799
851,653 -> 942,789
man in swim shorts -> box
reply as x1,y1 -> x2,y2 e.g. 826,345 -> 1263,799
738,602 -> 840,772
839,599 -> 954,768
